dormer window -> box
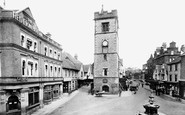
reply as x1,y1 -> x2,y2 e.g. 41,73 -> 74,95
102,22 -> 109,32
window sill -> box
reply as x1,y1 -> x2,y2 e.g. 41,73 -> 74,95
27,103 -> 40,110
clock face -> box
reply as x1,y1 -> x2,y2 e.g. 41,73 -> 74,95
103,40 -> 108,46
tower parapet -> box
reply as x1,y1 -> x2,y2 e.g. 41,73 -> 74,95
94,10 -> 118,20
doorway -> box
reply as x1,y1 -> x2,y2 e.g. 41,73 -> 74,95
102,85 -> 109,92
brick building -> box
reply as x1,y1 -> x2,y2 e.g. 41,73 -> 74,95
94,9 -> 120,94
0,7 -> 63,115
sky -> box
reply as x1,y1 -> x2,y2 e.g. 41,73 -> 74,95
1,0 -> 185,69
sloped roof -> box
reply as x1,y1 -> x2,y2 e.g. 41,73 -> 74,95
62,52 -> 83,70
18,7 -> 34,20
62,59 -> 77,70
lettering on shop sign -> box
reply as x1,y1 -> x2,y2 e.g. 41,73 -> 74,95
17,77 -> 28,82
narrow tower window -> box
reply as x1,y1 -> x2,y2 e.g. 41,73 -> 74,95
102,22 -> 109,32
103,68 -> 108,76
104,54 -> 107,61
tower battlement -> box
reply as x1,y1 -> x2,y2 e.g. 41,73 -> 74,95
94,10 -> 117,20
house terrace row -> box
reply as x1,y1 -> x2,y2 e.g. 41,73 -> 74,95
0,7 -> 63,115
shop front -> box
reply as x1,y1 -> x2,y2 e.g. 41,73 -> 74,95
164,81 -> 179,96
179,81 -> 185,99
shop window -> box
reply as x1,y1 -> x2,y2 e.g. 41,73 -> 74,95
102,22 -> 109,32
44,86 -> 52,101
28,88 -> 39,106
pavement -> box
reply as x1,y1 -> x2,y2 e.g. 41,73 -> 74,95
31,85 -> 185,115
31,87 -> 133,115
32,90 -> 79,115
143,85 -> 185,104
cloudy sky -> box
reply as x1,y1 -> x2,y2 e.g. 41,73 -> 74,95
1,0 -> 185,69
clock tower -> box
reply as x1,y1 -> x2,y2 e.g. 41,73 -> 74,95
94,9 -> 119,94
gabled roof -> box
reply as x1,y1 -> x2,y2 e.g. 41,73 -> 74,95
62,59 -> 77,70
18,7 -> 34,21
62,52 -> 83,71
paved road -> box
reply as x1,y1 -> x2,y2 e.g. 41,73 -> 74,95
50,85 -> 185,115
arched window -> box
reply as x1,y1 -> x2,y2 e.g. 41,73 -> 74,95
22,60 -> 26,76
35,63 -> 38,76
21,35 -> 24,46
44,47 -> 47,56
45,65 -> 48,77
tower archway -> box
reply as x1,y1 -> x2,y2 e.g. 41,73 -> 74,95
102,85 -> 109,92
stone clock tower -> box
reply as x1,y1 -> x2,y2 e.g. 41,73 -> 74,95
94,8 -> 119,94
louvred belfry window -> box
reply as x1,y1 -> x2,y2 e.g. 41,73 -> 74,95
102,22 -> 109,32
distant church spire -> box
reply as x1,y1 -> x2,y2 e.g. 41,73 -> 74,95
101,4 -> 104,13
